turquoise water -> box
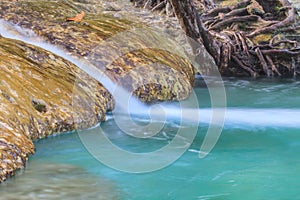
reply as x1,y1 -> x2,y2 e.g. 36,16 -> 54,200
1,78 -> 300,199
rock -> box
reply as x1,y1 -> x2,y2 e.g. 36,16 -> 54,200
0,162 -> 121,199
247,0 -> 265,16
0,36 -> 113,182
0,0 -> 194,102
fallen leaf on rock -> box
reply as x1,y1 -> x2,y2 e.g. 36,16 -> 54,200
66,11 -> 85,22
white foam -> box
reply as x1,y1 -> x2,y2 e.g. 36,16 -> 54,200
159,107 -> 300,128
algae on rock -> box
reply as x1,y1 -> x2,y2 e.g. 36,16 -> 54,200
0,35 -> 113,182
0,0 -> 195,102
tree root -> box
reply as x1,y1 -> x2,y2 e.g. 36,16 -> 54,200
247,7 -> 295,37
151,1 -> 166,12
131,0 -> 300,78
266,55 -> 282,76
232,55 -> 257,77
202,0 -> 251,18
255,47 -> 270,76
209,15 -> 259,31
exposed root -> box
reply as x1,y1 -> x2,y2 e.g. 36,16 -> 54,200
209,15 -> 259,31
247,7 -> 295,37
131,0 -> 300,77
266,55 -> 282,76
255,47 -> 270,76
232,55 -> 257,77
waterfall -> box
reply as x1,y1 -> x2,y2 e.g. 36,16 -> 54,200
0,19 -> 148,113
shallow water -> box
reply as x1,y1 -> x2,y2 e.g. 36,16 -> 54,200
1,78 -> 300,199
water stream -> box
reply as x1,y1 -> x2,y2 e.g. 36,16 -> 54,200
1,78 -> 300,199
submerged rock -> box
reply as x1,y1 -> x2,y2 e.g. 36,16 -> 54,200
0,162 -> 121,199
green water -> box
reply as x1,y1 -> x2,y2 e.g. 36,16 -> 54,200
1,78 -> 300,199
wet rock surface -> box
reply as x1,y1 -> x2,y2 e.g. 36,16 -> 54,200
0,0 -> 195,181
0,0 -> 194,102
0,36 -> 113,181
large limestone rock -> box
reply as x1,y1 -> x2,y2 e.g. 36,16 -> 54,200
0,36 -> 113,181
0,0 -> 195,102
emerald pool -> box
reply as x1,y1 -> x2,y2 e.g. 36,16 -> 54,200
1,78 -> 300,199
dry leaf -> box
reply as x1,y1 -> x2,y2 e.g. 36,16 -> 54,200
66,11 -> 85,22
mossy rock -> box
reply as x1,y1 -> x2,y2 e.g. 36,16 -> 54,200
0,35 -> 113,182
0,0 -> 194,102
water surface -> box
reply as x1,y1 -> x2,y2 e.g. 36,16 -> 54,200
1,78 -> 300,199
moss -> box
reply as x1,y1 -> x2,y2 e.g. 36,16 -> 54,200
252,34 -> 273,44
0,36 -> 113,182
220,0 -> 239,7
